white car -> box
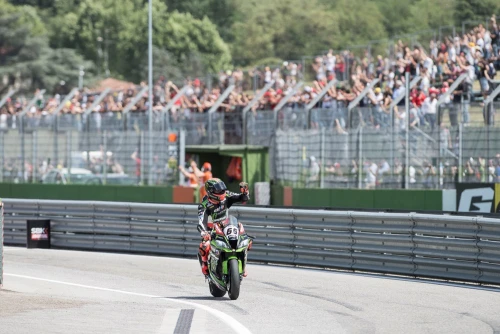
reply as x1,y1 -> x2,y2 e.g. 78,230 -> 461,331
42,168 -> 97,185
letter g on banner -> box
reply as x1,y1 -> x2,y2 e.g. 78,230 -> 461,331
457,186 -> 494,212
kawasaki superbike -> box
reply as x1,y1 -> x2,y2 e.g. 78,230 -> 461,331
206,215 -> 253,300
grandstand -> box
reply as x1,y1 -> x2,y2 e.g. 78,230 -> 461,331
0,16 -> 499,190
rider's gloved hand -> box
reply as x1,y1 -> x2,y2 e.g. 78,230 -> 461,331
239,182 -> 249,195
201,231 -> 211,241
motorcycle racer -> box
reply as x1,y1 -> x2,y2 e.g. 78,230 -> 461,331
198,178 -> 250,277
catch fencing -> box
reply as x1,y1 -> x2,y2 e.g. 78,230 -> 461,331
274,103 -> 500,190
0,129 -> 182,186
2,199 -> 500,286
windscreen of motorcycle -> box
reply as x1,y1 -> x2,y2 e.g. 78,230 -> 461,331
224,216 -> 240,240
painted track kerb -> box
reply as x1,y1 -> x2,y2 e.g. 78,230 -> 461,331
5,273 -> 252,334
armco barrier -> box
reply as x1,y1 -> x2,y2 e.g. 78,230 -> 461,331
2,199 -> 500,285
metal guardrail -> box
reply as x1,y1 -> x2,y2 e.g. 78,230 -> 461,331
2,199 -> 500,286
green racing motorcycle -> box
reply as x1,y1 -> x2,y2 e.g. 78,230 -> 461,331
206,215 -> 253,300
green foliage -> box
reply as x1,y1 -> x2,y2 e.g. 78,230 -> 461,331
3,0 -> 500,91
231,0 -> 342,65
411,0 -> 456,31
0,1 -> 94,94
164,0 -> 238,41
47,0 -> 230,82
454,0 -> 499,26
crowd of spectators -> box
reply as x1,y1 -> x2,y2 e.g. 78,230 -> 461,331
0,15 -> 499,137
302,152 -> 500,190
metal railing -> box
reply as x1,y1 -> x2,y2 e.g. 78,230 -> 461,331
2,199 -> 500,286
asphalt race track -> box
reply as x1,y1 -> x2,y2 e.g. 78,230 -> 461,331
1,247 -> 500,334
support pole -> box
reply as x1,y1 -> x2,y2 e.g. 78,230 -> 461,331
67,131 -> 72,184
32,131 -> 37,184
274,82 -> 304,112
102,131 -> 107,185
405,71 -> 410,189
358,127 -> 363,189
148,0 -> 153,186
320,127 -> 325,189
0,89 -> 18,110
458,123 -> 463,183
242,81 -> 275,144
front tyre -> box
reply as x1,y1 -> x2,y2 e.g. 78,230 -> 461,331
227,259 -> 241,300
209,281 -> 226,298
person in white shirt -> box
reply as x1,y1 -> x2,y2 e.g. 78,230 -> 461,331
423,89 -> 438,131
326,50 -> 336,73
373,87 -> 384,127
365,161 -> 378,189
0,110 -> 7,130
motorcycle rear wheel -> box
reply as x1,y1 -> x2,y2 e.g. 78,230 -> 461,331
227,259 -> 241,300
209,281 -> 226,297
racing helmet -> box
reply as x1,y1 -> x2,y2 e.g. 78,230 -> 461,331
205,178 -> 227,203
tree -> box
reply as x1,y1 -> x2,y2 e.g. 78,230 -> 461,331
164,0 -> 238,41
49,0 -> 231,82
454,0 -> 499,27
0,2 -> 94,94
230,0 -> 342,65
230,0 -> 388,66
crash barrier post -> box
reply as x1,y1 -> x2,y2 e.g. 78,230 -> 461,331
2,199 -> 500,286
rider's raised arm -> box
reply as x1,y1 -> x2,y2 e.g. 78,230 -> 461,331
197,200 -> 210,233
226,191 -> 249,208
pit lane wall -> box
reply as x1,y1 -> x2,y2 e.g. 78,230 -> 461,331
1,183 -> 500,213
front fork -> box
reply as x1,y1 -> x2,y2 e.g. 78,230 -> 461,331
224,252 -> 246,280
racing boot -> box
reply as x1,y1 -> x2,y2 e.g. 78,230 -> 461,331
201,262 -> 209,276
199,240 -> 210,276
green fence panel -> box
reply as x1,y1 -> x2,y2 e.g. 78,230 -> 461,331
271,185 -> 284,206
292,189 -> 331,208
374,190 -> 421,210
329,189 -> 375,209
76,185 -> 117,201
289,187 -> 443,211
0,183 -> 173,204
153,187 -> 173,204
424,190 -> 443,211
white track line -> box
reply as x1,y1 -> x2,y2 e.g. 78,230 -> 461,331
5,273 -> 252,334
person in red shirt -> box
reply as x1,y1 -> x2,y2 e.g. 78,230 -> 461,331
410,87 -> 426,108
410,87 -> 427,126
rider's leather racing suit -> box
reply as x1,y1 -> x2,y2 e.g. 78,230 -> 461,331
197,190 -> 249,276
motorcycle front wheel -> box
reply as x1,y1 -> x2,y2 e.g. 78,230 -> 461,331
209,281 -> 226,297
227,259 -> 241,300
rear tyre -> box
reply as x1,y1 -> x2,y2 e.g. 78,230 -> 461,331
209,281 -> 226,297
227,259 -> 241,300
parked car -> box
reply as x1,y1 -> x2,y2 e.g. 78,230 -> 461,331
42,169 -> 135,186
42,168 -> 97,185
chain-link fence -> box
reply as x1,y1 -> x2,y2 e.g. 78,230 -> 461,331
2,99 -> 500,189
0,128 -> 182,186
273,116 -> 500,190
